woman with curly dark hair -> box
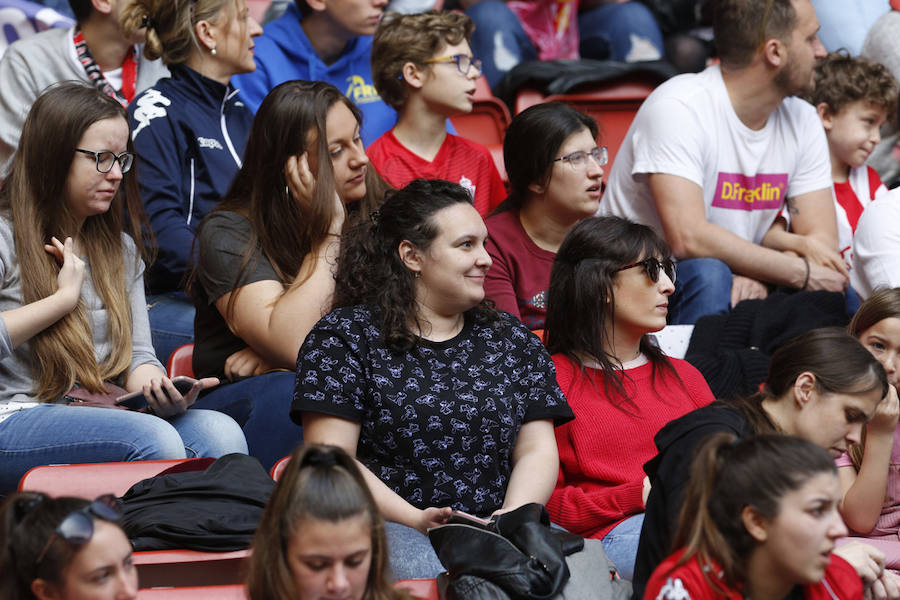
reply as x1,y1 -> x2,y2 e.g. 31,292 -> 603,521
291,178 -> 574,580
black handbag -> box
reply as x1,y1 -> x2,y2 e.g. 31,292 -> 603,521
427,503 -> 584,600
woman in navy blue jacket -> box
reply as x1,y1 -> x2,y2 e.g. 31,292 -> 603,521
123,0 -> 262,365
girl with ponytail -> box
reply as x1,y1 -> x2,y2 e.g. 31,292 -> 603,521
246,444 -> 411,600
633,328 -> 889,598
645,433 -> 860,600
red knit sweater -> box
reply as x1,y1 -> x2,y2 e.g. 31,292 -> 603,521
547,355 -> 715,539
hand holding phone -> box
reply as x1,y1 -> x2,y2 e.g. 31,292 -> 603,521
115,376 -> 215,413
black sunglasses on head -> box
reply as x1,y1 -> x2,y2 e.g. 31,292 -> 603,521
615,257 -> 677,284
35,495 -> 122,567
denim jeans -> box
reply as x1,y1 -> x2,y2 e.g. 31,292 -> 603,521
600,512 -> 644,581
466,0 -> 664,89
669,257 -> 733,325
385,522 -> 446,580
146,291 -> 195,367
578,2 -> 664,63
465,0 -> 538,89
0,404 -> 247,492
192,371 -> 301,471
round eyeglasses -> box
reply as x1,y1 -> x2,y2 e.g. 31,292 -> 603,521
424,54 -> 483,76
615,257 -> 676,284
553,147 -> 608,170
75,148 -> 135,174
35,495 -> 122,567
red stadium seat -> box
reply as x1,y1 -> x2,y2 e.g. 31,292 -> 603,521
166,343 -> 195,378
514,74 -> 661,181
19,459 -> 250,587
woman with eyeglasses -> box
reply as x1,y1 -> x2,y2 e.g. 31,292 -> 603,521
0,82 -> 247,493
542,216 -> 715,581
188,80 -> 390,470
121,0 -> 263,366
0,492 -> 136,600
484,102 -> 605,330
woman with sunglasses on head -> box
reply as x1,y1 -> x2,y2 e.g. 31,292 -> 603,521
293,178 -> 573,580
120,0 -> 263,365
247,444 -> 412,600
542,216 -> 715,581
0,82 -> 247,493
484,102 -> 604,330
632,327 -> 891,599
0,492 -> 136,600
189,80 -> 390,470
645,433 -> 863,600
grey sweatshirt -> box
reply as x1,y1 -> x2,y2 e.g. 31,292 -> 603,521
0,216 -> 163,407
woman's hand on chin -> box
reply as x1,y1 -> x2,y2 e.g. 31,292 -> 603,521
143,376 -> 220,418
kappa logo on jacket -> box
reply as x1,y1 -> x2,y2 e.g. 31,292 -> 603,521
197,137 -> 224,150
131,89 -> 171,138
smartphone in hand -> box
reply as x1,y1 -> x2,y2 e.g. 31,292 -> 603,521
115,376 -> 199,410
448,510 -> 493,528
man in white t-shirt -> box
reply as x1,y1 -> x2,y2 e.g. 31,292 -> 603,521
603,0 -> 848,324
0,0 -> 167,174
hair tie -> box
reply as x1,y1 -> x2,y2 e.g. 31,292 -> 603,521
140,14 -> 157,30
303,450 -> 339,469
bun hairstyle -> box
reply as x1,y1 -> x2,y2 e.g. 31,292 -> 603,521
121,0 -> 236,65
672,433 -> 837,591
246,444 -> 409,600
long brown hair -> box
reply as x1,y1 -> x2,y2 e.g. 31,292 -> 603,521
545,216 -> 680,411
0,82 -> 150,401
731,327 -> 888,435
190,80 -> 389,320
672,433 -> 836,592
246,444 -> 410,600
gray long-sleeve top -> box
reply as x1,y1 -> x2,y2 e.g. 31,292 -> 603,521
0,216 -> 163,409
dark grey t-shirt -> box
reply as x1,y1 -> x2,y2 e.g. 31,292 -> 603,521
194,211 -> 281,378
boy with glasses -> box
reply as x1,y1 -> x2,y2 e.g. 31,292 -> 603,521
368,10 -> 506,216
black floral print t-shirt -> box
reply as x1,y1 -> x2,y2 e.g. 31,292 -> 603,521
291,306 -> 573,516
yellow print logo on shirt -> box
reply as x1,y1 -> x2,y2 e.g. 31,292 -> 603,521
345,75 -> 381,105
711,172 -> 788,211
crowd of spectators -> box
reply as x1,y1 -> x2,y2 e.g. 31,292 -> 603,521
1,0 -> 900,598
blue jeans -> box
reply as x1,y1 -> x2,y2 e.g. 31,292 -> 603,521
466,0 -> 538,89
578,2 -> 664,63
601,513 -> 644,581
669,258 -> 733,325
385,522 -> 446,579
466,0 -> 664,89
147,292 -> 195,367
192,371 -> 301,471
0,404 -> 247,493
